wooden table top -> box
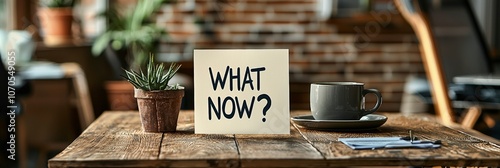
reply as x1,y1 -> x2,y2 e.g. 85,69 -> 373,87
49,110 -> 500,167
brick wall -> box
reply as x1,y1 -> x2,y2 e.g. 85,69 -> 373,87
155,0 -> 425,112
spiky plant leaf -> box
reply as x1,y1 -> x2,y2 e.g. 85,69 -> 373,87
122,54 -> 182,91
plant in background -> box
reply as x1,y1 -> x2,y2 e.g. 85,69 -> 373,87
123,54 -> 182,91
39,0 -> 75,8
91,0 -> 166,71
37,0 -> 76,45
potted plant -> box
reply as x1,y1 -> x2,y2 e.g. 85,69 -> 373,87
123,54 -> 184,132
91,0 -> 166,110
38,0 -> 75,45
92,0 -> 165,74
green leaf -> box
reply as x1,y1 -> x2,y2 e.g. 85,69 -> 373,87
91,33 -> 111,56
122,53 -> 182,91
91,0 -> 168,69
41,0 -> 74,8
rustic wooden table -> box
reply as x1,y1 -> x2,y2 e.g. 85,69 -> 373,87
49,111 -> 500,167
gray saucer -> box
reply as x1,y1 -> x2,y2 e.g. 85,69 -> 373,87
291,114 -> 387,131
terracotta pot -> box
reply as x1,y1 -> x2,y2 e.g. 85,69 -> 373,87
105,81 -> 137,110
38,7 -> 73,45
135,89 -> 184,132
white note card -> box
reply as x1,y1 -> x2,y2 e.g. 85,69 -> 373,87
194,49 -> 290,134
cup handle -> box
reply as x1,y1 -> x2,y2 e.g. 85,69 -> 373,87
361,89 -> 382,116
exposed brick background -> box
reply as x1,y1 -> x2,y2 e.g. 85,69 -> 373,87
155,0 -> 425,112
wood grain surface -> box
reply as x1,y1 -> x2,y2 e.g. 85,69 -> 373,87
49,111 -> 500,167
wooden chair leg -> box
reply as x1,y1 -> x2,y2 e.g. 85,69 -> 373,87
60,63 -> 95,130
394,0 -> 455,126
461,106 -> 482,129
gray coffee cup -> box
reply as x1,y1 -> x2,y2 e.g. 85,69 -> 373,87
310,82 -> 382,120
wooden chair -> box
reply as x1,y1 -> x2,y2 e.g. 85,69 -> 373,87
18,62 -> 95,167
394,0 -> 482,127
37,63 -> 95,167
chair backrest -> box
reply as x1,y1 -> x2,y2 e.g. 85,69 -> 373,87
395,0 -> 455,125
417,0 -> 493,82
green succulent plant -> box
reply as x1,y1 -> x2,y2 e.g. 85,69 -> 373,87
123,54 -> 182,91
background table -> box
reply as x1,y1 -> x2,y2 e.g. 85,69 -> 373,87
49,111 -> 500,167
